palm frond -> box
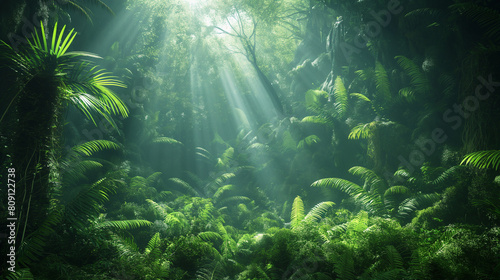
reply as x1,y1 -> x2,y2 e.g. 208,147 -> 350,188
461,150 -> 500,170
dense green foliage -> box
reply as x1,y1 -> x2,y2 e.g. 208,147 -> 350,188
1,0 -> 500,279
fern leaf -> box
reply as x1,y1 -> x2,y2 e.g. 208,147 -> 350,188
297,135 -> 321,148
375,61 -> 391,103
17,209 -> 62,266
395,56 -> 429,96
333,76 -> 348,119
146,172 -> 162,186
72,140 -> 120,156
301,115 -> 331,125
305,89 -> 328,109
311,178 -> 363,197
217,147 -> 234,168
452,3 -> 500,41
153,136 -> 183,145
198,231 -> 223,243
384,186 -> 410,196
348,123 -> 373,140
169,177 -> 200,196
350,92 -> 371,102
212,184 -> 236,202
97,219 -> 152,230
304,201 -> 335,223
291,196 -> 305,229
349,166 -> 388,194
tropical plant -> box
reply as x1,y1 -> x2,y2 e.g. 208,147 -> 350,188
290,195 -> 335,230
461,150 -> 500,170
311,166 -> 439,220
1,22 -> 128,249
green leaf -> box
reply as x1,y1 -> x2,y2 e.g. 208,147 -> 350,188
461,150 -> 500,170
333,76 -> 348,119
291,196 -> 305,229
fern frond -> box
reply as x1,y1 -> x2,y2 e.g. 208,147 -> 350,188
350,92 -> 371,102
305,89 -> 328,109
146,172 -> 162,186
169,177 -> 200,196
334,249 -> 356,280
65,177 -> 118,228
375,61 -> 391,103
72,140 -> 120,156
304,201 -> 335,223
291,196 -> 305,229
384,186 -> 410,196
451,3 -> 500,41
62,160 -> 103,184
97,219 -> 152,230
210,173 -> 235,189
153,136 -> 183,145
198,231 -> 223,243
297,134 -> 321,148
212,184 -> 236,201
348,122 -> 373,140
349,166 -> 388,194
145,232 -> 161,259
18,209 -> 62,266
333,76 -> 348,119
395,56 -> 429,96
461,150 -> 500,170
110,233 -> 139,260
393,169 -> 410,180
5,268 -> 34,280
398,87 -> 416,102
311,178 -> 363,197
301,115 -> 331,125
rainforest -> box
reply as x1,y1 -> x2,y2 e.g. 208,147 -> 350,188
1,0 -> 500,279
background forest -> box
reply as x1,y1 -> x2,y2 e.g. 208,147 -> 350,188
1,0 -> 500,279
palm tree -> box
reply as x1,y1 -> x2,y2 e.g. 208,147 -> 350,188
0,22 -> 128,242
